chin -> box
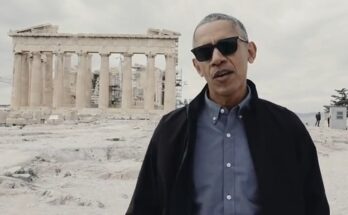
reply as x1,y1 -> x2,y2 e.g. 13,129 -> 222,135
215,87 -> 235,96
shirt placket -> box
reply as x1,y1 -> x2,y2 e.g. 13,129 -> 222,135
222,108 -> 236,214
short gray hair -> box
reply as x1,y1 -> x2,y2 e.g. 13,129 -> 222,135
192,13 -> 249,47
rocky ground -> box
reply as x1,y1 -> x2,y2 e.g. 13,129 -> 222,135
0,119 -> 347,215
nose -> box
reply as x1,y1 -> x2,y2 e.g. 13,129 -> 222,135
210,47 -> 226,66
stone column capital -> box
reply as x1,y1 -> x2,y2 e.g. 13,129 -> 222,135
32,51 -> 41,56
146,52 -> 156,58
76,51 -> 88,57
165,53 -> 176,59
52,51 -> 64,56
16,51 -> 29,58
42,51 -> 53,55
122,52 -> 133,58
41,55 -> 47,63
14,51 -> 23,55
100,52 -> 110,57
41,52 -> 52,63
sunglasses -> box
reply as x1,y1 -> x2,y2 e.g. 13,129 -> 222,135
191,36 -> 248,62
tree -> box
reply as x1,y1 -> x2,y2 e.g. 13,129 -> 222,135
325,88 -> 348,115
323,105 -> 330,113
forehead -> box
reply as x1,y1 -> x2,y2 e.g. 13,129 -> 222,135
194,20 -> 240,47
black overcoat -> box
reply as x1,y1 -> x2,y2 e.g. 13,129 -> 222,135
126,80 -> 330,215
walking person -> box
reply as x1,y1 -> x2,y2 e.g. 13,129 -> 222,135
315,112 -> 321,127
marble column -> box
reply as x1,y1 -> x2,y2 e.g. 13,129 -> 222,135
154,69 -> 164,107
53,52 -> 64,108
11,52 -> 22,109
164,53 -> 176,111
121,53 -> 133,109
29,51 -> 43,107
63,54 -> 72,106
41,52 -> 53,107
76,52 -> 88,109
85,54 -> 92,107
20,53 -> 29,106
28,53 -> 33,104
98,53 -> 110,109
144,53 -> 156,111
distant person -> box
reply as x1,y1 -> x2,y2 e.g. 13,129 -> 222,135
327,114 -> 331,127
126,13 -> 329,215
315,112 -> 321,127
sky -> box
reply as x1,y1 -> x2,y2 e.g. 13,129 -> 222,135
0,0 -> 347,113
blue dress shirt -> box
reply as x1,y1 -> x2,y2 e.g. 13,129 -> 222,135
193,87 -> 261,215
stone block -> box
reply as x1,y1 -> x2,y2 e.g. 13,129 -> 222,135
0,111 -> 9,124
47,114 -> 64,124
6,117 -> 27,125
63,110 -> 78,121
22,111 -> 34,119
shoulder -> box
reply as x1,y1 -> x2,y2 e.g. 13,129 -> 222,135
253,98 -> 305,130
158,106 -> 187,127
250,99 -> 315,152
152,106 -> 188,137
256,98 -> 298,117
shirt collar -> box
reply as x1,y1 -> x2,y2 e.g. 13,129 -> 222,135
204,86 -> 252,124
239,86 -> 251,112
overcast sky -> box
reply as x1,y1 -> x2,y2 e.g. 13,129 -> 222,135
0,0 -> 347,113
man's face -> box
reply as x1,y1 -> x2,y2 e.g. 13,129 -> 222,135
192,20 -> 257,105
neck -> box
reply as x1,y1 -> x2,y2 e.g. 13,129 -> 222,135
208,87 -> 248,109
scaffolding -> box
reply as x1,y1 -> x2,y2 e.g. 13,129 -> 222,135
175,68 -> 183,106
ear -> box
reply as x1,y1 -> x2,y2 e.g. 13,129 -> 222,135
192,58 -> 204,77
247,41 -> 257,64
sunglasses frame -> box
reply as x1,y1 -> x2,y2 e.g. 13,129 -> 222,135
191,36 -> 248,62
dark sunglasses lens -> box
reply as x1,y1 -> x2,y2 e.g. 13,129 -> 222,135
217,38 -> 238,56
192,45 -> 213,62
192,37 -> 239,61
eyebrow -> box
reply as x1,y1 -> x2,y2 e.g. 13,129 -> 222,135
195,36 -> 242,48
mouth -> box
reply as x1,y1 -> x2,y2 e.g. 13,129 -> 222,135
213,69 -> 233,79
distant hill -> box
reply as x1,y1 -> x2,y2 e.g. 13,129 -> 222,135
296,112 -> 318,126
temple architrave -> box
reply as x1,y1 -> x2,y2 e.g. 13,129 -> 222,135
8,24 -> 180,123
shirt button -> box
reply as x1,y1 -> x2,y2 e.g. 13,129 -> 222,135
212,116 -> 217,121
226,133 -> 231,138
220,109 -> 225,114
226,163 -> 231,168
226,195 -> 232,200
238,115 -> 243,119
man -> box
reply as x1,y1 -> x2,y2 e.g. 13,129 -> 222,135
126,13 -> 329,215
316,112 -> 321,127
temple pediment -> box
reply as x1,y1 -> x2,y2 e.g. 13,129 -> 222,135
12,24 -> 58,34
147,28 -> 181,36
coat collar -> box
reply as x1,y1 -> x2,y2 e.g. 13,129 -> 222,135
188,79 -> 259,118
